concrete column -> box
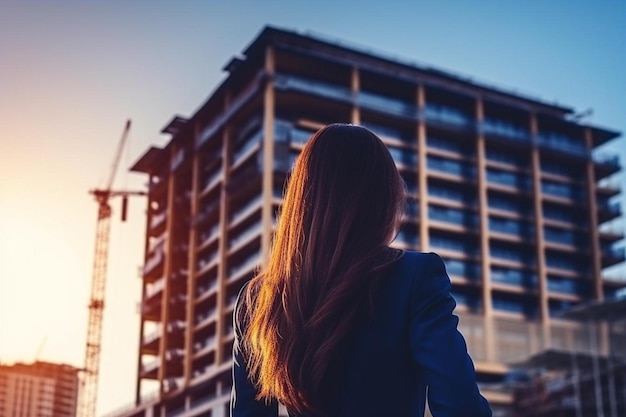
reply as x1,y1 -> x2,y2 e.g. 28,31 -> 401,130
261,46 -> 276,266
530,113 -> 550,348
135,191 -> 153,405
475,97 -> 495,362
584,127 -> 603,301
216,119 -> 231,365
417,84 -> 429,250
351,66 -> 360,124
157,146 -> 177,397
183,123 -> 201,386
584,127 -> 609,355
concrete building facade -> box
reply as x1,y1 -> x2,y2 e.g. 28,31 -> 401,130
114,26 -> 624,417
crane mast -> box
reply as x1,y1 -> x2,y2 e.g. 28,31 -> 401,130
81,196 -> 112,417
80,120 -> 144,417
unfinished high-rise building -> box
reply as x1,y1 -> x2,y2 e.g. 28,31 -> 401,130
116,26 -> 624,417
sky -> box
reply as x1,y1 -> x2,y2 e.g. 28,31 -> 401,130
0,1 -> 624,416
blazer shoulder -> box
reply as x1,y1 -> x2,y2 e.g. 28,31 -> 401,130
399,251 -> 451,306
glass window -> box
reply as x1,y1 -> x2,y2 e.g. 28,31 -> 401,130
490,244 -> 534,263
427,135 -> 468,154
483,117 -> 529,141
487,168 -> 531,190
547,275 -> 590,296
544,226 -> 577,245
275,73 -> 351,102
488,194 -> 528,215
444,258 -> 481,280
492,296 -> 527,314
546,253 -> 586,272
491,266 -> 537,288
541,160 -> 582,179
424,102 -> 472,127
361,121 -> 415,143
541,180 -> 585,200
485,148 -> 526,167
489,217 -> 534,238
429,184 -> 476,205
543,204 -> 579,223
429,204 -> 477,227
428,156 -> 476,178
431,235 -> 478,255
359,90 -> 417,118
537,131 -> 586,156
388,146 -> 417,166
232,130 -> 262,165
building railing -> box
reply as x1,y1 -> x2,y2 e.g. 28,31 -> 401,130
274,73 -> 351,103
358,90 -> 418,119
536,132 -> 587,156
458,312 -> 626,365
482,118 -> 530,142
593,153 -> 620,169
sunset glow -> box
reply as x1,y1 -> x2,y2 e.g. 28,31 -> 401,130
1,2 -> 624,416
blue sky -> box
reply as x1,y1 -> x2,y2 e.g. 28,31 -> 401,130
0,1 -> 624,415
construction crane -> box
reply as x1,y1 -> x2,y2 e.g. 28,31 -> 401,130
80,120 -> 146,417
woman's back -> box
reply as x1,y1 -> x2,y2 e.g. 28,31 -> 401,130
232,251 -> 491,417
230,124 -> 491,417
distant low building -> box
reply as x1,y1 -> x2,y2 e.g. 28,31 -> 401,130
0,360 -> 80,417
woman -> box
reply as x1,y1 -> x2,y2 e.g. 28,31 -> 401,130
231,124 -> 491,417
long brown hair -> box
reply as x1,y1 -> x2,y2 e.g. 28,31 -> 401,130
241,124 -> 406,415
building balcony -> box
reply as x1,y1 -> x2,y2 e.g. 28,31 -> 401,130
602,246 -> 626,268
197,71 -> 264,149
197,223 -> 220,251
598,223 -> 624,243
196,251 -> 219,277
141,327 -> 162,355
598,200 -> 621,223
229,221 -> 262,254
194,202 -> 220,228
482,118 -> 530,143
536,133 -> 587,158
191,364 -> 218,384
593,153 -> 620,180
227,251 -> 261,284
195,307 -> 218,331
149,210 -> 167,232
196,280 -> 218,303
199,170 -> 223,196
230,194 -> 263,227
140,359 -> 159,379
423,104 -> 474,132
596,177 -> 621,198
144,278 -> 164,301
274,73 -> 352,105
358,90 -> 418,120
232,132 -> 262,169
193,336 -> 217,358
143,246 -> 165,280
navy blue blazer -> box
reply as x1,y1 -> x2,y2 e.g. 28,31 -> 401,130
231,251 -> 492,417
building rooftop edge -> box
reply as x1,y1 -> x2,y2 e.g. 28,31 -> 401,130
155,25 -> 620,152
247,26 -> 576,113
130,146 -> 166,174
